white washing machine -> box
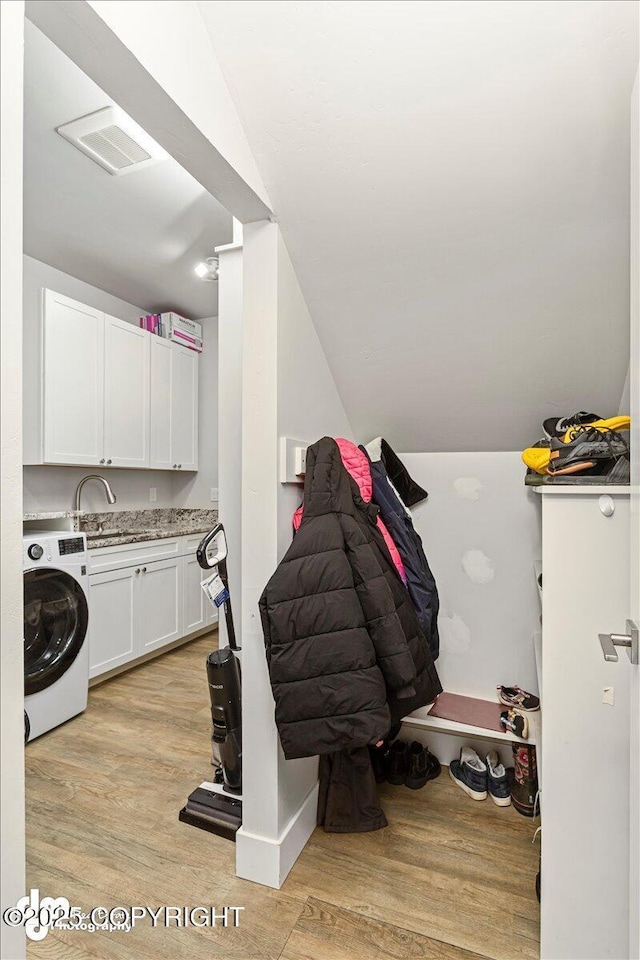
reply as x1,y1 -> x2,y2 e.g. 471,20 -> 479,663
23,531 -> 90,740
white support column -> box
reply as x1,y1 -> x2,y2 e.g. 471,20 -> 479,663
235,221 -> 318,888
216,233 -> 244,646
1,3 -> 26,958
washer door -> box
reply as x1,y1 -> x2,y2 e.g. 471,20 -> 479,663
24,568 -> 88,695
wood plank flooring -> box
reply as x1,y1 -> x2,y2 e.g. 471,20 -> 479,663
25,633 -> 540,960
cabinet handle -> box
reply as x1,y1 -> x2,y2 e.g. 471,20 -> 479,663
106,459 -> 112,465
100,458 -> 105,464
173,464 -> 177,469
141,566 -> 147,573
178,464 -> 182,469
135,568 -> 141,574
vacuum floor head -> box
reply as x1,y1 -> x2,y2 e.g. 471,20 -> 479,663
179,786 -> 242,843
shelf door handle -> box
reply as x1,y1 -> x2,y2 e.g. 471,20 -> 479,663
599,621 -> 639,664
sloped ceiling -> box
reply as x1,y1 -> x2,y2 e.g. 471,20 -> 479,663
24,21 -> 232,320
200,0 -> 638,450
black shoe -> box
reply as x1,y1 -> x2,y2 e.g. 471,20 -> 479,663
547,426 -> 629,477
405,742 -> 441,790
386,740 -> 410,785
543,411 -> 601,440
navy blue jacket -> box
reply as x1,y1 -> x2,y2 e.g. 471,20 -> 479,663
366,456 -> 440,660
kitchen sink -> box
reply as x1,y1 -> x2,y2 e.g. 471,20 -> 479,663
83,529 -> 141,539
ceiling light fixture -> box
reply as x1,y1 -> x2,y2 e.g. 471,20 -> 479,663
194,257 -> 219,281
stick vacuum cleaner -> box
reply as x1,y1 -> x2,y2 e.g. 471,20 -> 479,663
179,523 -> 243,842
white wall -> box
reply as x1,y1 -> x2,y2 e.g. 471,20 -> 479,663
399,451 -> 540,767
22,256 -> 217,513
402,452 -> 540,701
275,231 -> 353,833
1,4 -> 26,959
204,0 -> 636,453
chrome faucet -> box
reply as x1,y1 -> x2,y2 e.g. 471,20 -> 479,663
74,475 -> 117,515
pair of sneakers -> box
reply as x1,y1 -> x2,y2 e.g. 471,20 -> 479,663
449,747 -> 511,806
497,685 -> 540,741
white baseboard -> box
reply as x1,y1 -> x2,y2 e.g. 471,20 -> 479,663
235,781 -> 318,889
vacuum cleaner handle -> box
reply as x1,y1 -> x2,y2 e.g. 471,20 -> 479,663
197,523 -> 240,652
197,523 -> 226,571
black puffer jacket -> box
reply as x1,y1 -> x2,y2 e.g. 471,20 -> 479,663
259,437 -> 442,760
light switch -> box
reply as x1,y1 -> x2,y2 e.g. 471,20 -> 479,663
603,686 -> 615,706
210,487 -> 218,502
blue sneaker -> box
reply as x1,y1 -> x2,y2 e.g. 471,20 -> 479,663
486,750 -> 512,807
449,747 -> 487,801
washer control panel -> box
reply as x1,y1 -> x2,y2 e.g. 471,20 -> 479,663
23,532 -> 87,567
58,537 -> 84,556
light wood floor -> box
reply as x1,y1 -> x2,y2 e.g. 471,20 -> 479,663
26,633 -> 540,960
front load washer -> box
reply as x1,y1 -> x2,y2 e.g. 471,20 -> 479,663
23,531 -> 90,740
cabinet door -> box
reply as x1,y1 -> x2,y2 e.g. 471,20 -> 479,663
183,553 -> 220,635
170,344 -> 199,471
183,554 -> 207,634
88,567 -> 137,678
149,336 -> 173,470
138,557 -> 183,654
104,315 -> 150,468
43,289 -> 104,465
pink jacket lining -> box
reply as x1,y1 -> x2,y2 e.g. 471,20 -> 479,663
292,437 -> 407,584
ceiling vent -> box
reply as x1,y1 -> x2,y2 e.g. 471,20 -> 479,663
57,106 -> 166,176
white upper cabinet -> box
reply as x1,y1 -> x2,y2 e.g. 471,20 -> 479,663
42,289 -> 104,465
149,338 -> 199,472
170,344 -> 199,471
27,288 -> 199,471
103,314 -> 150,468
149,336 -> 173,470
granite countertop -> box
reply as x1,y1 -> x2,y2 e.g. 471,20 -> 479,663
23,510 -> 80,521
23,507 -> 219,549
78,508 -> 219,550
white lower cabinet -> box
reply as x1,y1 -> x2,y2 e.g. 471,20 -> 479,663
183,539 -> 219,634
89,535 -> 217,679
183,553 -> 208,635
88,566 -> 137,678
139,557 -> 183,655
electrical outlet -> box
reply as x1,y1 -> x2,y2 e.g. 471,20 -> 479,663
149,487 -> 157,502
210,487 -> 218,502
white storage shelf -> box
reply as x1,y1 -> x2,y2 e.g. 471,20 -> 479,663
403,704 -> 540,746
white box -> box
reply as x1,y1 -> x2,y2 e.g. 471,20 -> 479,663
159,312 -> 202,340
